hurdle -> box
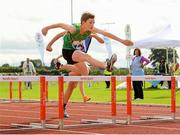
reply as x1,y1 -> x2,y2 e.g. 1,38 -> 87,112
125,75 -> 180,124
29,75 -> 120,129
0,76 -> 40,103
1,75 -> 180,130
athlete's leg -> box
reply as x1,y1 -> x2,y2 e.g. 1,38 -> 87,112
56,60 -> 89,74
64,71 -> 79,104
79,82 -> 85,97
74,62 -> 90,76
63,71 -> 79,118
72,50 -> 106,69
74,62 -> 91,102
64,62 -> 90,105
79,82 -> 91,102
61,64 -> 80,73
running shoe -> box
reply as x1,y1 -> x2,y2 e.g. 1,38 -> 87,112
83,96 -> 91,102
55,61 -> 63,69
64,110 -> 69,118
106,53 -> 117,72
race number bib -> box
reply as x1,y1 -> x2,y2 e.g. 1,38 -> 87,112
72,37 -> 91,53
72,41 -> 85,51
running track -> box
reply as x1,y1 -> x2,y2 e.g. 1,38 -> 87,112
0,101 -> 180,134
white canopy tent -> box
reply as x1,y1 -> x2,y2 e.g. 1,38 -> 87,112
131,24 -> 180,64
132,24 -> 180,49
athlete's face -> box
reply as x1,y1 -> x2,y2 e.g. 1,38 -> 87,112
83,18 -> 95,31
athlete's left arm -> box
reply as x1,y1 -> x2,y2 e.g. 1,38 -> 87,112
92,27 -> 133,46
89,33 -> 104,44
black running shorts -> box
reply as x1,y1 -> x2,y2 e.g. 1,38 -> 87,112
62,49 -> 77,64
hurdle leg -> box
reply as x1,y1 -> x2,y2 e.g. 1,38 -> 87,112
111,76 -> 116,124
127,76 -> 132,124
171,76 -> 176,120
58,77 -> 64,129
19,81 -> 22,101
45,81 -> 48,102
40,76 -> 46,128
9,81 -> 12,101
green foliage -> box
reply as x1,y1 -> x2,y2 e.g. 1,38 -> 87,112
149,48 -> 179,67
36,68 -> 68,75
144,67 -> 154,75
2,63 -> 10,67
89,69 -> 102,75
113,68 -> 129,75
0,66 -> 22,73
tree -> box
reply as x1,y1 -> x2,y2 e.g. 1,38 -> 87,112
149,48 -> 178,67
2,63 -> 10,67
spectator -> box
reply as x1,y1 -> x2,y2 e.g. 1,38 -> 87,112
130,48 -> 150,100
104,58 -> 112,88
157,58 -> 171,89
22,58 -> 36,90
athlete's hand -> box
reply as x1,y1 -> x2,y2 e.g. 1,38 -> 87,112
41,28 -> 48,36
123,40 -> 133,46
46,45 -> 53,52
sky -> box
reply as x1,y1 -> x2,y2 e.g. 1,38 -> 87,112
0,0 -> 180,67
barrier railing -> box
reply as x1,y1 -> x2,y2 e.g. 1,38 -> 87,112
0,75 -> 179,129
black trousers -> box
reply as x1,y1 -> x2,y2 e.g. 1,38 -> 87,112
160,81 -> 171,89
105,81 -> 110,88
133,81 -> 143,99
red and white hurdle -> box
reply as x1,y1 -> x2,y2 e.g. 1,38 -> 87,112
0,75 -> 180,129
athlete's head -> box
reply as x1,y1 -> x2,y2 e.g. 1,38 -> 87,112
81,12 -> 95,31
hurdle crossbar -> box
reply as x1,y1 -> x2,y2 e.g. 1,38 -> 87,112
0,75 -> 179,129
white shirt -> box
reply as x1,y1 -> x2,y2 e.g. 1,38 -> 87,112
22,61 -> 36,75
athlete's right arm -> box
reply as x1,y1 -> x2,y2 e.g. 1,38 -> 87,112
46,31 -> 67,52
42,23 -> 76,36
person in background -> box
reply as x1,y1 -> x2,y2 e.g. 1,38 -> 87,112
170,60 -> 179,75
157,58 -> 171,89
22,58 -> 36,90
104,58 -> 112,88
130,48 -> 150,100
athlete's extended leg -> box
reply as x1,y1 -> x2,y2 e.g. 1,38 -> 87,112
72,50 -> 117,71
72,50 -> 106,69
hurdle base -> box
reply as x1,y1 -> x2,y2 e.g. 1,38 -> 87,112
141,115 -> 180,120
121,115 -> 175,125
29,119 -> 118,130
81,119 -> 127,124
11,123 -> 43,129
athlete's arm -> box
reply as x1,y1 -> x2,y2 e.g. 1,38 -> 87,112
89,33 -> 104,44
46,31 -> 67,52
92,27 -> 133,46
42,23 -> 76,36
